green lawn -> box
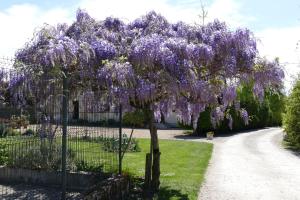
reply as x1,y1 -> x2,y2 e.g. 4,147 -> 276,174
123,139 -> 213,200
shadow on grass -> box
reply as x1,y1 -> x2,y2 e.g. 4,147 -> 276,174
157,186 -> 189,200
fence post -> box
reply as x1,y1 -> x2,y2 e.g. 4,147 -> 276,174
61,72 -> 69,200
118,104 -> 122,175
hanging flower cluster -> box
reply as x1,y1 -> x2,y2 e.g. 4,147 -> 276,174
13,9 -> 284,128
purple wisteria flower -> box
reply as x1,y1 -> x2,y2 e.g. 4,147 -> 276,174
226,113 -> 233,130
12,9 -> 284,130
240,109 -> 249,125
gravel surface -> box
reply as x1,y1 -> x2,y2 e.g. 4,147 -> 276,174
198,128 -> 300,200
0,184 -> 82,200
123,128 -> 190,139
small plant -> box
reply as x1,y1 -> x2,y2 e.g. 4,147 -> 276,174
23,129 -> 35,136
10,115 -> 30,129
122,134 -> 141,152
78,134 -> 141,153
102,134 -> 141,152
0,124 -> 21,137
0,123 -> 8,138
75,160 -> 103,173
206,131 -> 214,140
0,143 -> 9,165
81,129 -> 91,140
9,116 -> 18,129
6,127 -> 21,136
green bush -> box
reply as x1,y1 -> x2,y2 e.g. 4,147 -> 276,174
102,134 -> 141,153
6,128 -> 21,136
283,79 -> 300,149
23,129 -> 35,136
75,160 -> 103,173
79,134 -> 141,153
74,133 -> 141,152
10,115 -> 30,129
7,140 -> 77,171
0,123 -> 8,138
123,110 -> 146,128
0,124 -> 21,137
196,107 -> 213,134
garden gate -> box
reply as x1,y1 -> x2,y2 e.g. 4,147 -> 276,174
0,57 -> 123,199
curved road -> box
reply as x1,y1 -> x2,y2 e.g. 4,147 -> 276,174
198,128 -> 300,200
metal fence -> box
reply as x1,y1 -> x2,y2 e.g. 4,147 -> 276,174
0,62 -> 123,199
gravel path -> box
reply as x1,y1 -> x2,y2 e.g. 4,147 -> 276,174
198,128 -> 300,200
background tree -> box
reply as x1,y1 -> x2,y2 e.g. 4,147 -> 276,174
195,83 -> 285,135
283,78 -> 300,149
13,10 -> 284,195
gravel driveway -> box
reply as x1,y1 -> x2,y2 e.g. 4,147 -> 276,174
198,128 -> 300,200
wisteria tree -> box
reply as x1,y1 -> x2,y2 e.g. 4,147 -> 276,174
15,10 -> 284,193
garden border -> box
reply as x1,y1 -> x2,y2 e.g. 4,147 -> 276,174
0,166 -> 108,191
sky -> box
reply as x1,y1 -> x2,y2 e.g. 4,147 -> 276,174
0,0 -> 299,91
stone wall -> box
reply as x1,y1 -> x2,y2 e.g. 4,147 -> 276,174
0,166 -> 105,191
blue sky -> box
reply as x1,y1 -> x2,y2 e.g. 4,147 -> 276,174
0,0 -> 299,90
168,0 -> 300,30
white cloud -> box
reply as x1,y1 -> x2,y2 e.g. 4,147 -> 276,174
0,4 -> 72,58
256,27 -> 300,92
78,0 -> 252,26
0,0 -> 251,59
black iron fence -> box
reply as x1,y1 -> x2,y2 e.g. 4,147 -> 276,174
0,63 -> 124,199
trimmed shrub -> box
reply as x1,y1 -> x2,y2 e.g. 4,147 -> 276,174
283,79 -> 300,149
123,110 -> 146,128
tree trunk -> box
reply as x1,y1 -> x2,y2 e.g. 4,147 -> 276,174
150,125 -> 160,192
145,108 -> 161,193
